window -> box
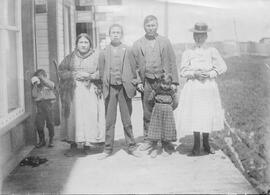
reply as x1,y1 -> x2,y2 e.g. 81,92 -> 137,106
0,0 -> 25,129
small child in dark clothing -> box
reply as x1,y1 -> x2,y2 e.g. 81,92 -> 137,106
31,69 -> 56,148
148,74 -> 177,158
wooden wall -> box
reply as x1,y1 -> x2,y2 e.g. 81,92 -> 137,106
0,0 -> 36,181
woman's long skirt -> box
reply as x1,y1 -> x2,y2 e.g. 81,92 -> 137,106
61,81 -> 105,145
176,79 -> 224,136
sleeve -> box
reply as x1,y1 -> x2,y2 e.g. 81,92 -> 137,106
41,77 -> 55,89
210,48 -> 227,78
58,55 -> 73,80
31,84 -> 39,99
89,52 -> 100,80
148,90 -> 156,107
166,39 -> 179,85
98,50 -> 106,81
131,42 -> 142,84
127,47 -> 141,86
171,91 -> 178,110
179,50 -> 196,78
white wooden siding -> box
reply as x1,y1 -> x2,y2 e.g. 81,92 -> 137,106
57,0 -> 64,63
35,13 -> 49,75
57,0 -> 76,63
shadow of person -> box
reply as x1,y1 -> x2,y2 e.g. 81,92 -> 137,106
176,135 -> 213,157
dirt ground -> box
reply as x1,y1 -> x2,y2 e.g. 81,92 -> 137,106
2,100 -> 256,194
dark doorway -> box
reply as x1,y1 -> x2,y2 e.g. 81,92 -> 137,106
76,22 -> 93,42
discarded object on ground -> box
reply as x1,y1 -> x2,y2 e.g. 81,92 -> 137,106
20,156 -> 48,167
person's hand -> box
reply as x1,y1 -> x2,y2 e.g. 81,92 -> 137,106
31,76 -> 40,85
74,71 -> 90,80
137,83 -> 144,92
171,84 -> 177,92
200,71 -> 210,78
194,70 -> 206,81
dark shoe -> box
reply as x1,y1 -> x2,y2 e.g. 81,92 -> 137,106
128,149 -> 142,158
151,142 -> 162,158
64,149 -> 77,157
70,143 -> 78,149
190,132 -> 200,156
98,151 -> 112,160
203,133 -> 215,154
35,140 -> 46,148
162,141 -> 175,154
48,137 -> 54,147
83,145 -> 91,155
64,144 -> 78,157
139,142 -> 152,151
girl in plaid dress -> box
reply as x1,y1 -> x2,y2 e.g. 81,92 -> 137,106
148,74 -> 177,158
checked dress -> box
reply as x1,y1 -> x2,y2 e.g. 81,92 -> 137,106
148,87 -> 177,142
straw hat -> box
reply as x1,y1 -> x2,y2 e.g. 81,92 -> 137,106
190,22 -> 211,33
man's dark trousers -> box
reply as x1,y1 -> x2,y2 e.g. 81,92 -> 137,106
104,85 -> 136,153
141,78 -> 159,141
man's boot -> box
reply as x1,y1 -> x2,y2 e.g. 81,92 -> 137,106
191,132 -> 200,155
203,133 -> 215,154
35,131 -> 46,148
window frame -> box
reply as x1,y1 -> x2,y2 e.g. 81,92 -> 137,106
0,0 -> 25,132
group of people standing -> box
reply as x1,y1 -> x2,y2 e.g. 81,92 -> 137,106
32,15 -> 227,159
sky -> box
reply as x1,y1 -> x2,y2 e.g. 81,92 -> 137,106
96,0 -> 270,44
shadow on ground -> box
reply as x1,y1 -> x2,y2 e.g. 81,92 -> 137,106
1,136 -> 144,194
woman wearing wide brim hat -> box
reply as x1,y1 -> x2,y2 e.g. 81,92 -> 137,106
176,22 -> 227,156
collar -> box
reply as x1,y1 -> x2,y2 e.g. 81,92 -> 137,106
144,33 -> 158,40
110,42 -> 122,47
75,48 -> 94,59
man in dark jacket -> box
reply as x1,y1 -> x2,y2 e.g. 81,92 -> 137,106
132,15 -> 179,151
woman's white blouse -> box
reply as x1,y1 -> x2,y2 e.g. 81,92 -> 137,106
180,46 -> 227,78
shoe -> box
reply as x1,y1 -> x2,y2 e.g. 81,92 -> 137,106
139,142 -> 152,151
190,132 -> 200,156
163,141 -> 175,154
64,149 -> 76,157
35,140 -> 46,148
204,147 -> 215,154
151,149 -> 158,158
150,143 -> 162,158
83,145 -> 91,155
128,149 -> 142,158
162,147 -> 170,157
48,137 -> 54,147
203,133 -> 215,154
64,145 -> 78,157
35,132 -> 46,148
98,152 -> 112,160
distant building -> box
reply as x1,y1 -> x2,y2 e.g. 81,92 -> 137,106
259,37 -> 270,44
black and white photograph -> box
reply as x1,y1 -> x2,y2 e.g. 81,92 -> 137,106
0,0 -> 270,194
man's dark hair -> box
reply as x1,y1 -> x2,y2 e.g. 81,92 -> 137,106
144,15 -> 158,25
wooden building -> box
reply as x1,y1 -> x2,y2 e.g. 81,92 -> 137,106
0,0 -> 77,181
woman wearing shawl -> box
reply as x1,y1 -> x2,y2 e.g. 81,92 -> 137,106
58,33 -> 105,156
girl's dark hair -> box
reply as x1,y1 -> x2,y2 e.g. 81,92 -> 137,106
160,74 -> 172,85
75,33 -> 92,48
33,69 -> 47,77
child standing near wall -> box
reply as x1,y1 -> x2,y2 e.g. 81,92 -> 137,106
31,69 -> 56,148
148,74 -> 177,158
